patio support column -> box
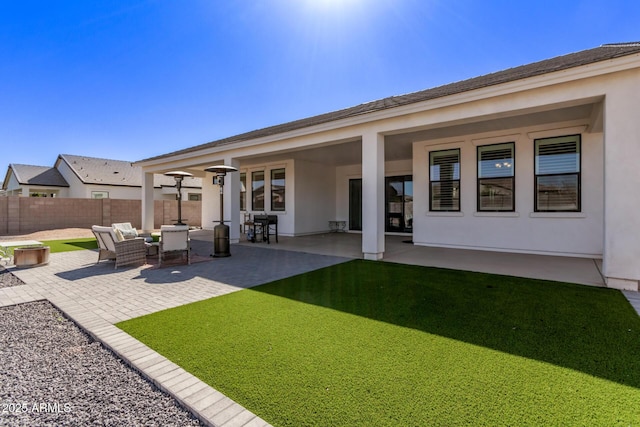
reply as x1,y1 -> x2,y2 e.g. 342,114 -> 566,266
141,172 -> 155,233
603,84 -> 640,291
202,171 -> 218,230
225,157 -> 241,244
361,131 -> 385,260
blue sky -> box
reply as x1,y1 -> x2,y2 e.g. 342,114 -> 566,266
1,0 -> 639,173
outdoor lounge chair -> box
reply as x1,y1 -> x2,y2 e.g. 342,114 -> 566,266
92,225 -> 147,269
112,222 -> 153,242
159,225 -> 190,266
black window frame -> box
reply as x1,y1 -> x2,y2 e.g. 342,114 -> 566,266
477,142 -> 515,212
349,178 -> 362,231
240,172 -> 246,211
429,148 -> 461,212
270,168 -> 286,211
251,170 -> 265,211
534,134 -> 581,212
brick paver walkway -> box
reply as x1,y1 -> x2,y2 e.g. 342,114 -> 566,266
0,242 -> 350,427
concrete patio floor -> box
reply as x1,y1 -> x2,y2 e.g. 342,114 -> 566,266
237,231 -> 606,287
2,229 -> 638,427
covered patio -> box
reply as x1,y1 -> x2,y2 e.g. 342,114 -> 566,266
134,44 -> 640,291
202,230 -> 606,287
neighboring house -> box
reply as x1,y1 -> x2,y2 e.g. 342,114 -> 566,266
2,154 -> 203,200
135,42 -> 640,291
2,164 -> 69,197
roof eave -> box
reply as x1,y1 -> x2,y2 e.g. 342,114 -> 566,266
135,49 -> 640,168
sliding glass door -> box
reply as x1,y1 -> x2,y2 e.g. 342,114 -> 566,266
349,179 -> 362,231
386,176 -> 413,233
349,176 -> 413,233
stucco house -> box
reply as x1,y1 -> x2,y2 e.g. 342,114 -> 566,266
135,42 -> 640,292
3,154 -> 202,200
1,164 -> 68,197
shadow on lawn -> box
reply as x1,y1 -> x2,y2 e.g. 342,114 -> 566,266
253,260 -> 640,389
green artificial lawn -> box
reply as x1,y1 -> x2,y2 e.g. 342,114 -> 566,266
41,238 -> 98,253
117,260 -> 640,426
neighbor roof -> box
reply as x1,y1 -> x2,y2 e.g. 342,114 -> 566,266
57,154 -> 202,188
138,42 -> 640,163
4,164 -> 69,188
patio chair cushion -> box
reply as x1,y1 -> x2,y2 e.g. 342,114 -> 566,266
112,222 -> 139,240
113,228 -> 125,242
92,225 -> 119,252
160,225 -> 190,251
159,225 -> 190,265
112,222 -> 153,243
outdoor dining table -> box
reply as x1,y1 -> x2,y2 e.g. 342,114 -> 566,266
252,215 -> 278,244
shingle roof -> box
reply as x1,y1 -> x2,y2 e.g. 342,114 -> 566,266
59,154 -> 202,188
8,164 -> 69,187
138,42 -> 640,163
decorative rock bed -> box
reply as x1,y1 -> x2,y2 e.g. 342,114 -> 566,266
0,267 -> 26,289
0,300 -> 203,426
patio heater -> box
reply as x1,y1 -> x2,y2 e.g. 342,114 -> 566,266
164,171 -> 193,226
204,165 -> 238,257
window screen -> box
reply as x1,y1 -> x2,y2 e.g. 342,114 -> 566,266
430,149 -> 460,211
534,135 -> 580,212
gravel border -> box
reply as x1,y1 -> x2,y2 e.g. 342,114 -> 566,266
0,267 -> 26,289
0,301 -> 203,427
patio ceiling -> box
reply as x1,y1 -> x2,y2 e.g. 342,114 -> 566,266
236,100 -> 600,168
147,98 -> 600,177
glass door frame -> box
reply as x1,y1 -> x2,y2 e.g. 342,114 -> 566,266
385,175 -> 413,233
348,178 -> 362,231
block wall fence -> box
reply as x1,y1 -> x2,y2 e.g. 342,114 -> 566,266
0,196 -> 202,235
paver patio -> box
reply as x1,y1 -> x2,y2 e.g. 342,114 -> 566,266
0,233 -> 350,427
1,230 -> 638,426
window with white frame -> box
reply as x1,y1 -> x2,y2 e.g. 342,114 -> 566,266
240,172 -> 246,211
429,149 -> 460,211
270,168 -> 285,211
91,191 -> 109,199
477,142 -> 515,211
534,134 -> 581,212
252,171 -> 265,211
